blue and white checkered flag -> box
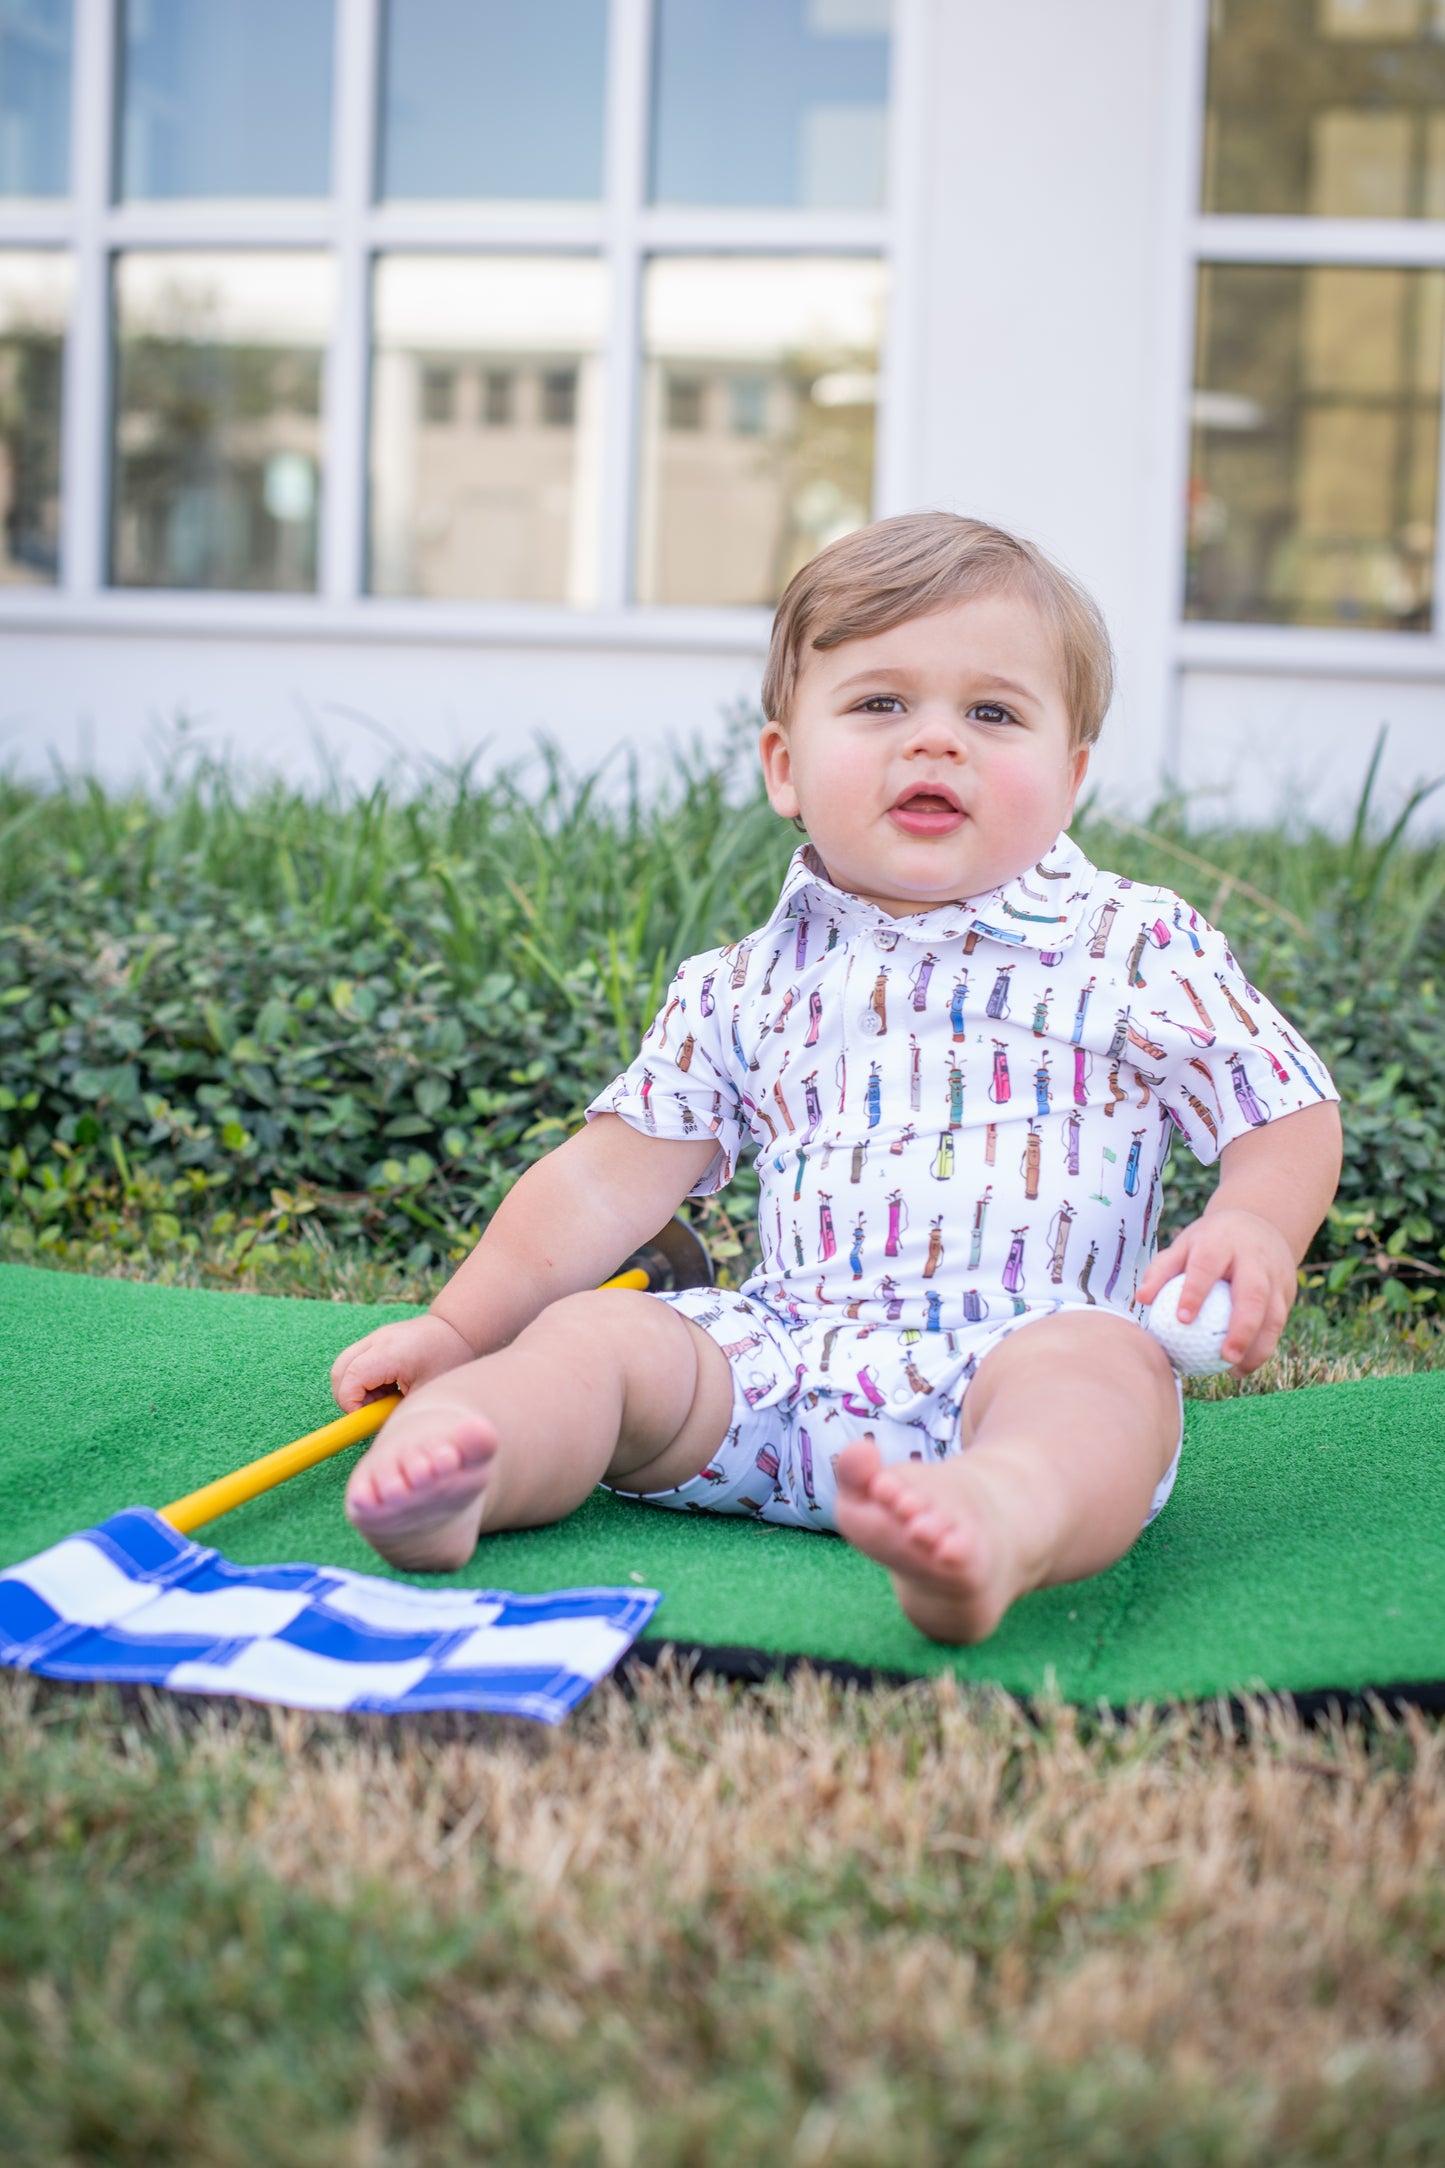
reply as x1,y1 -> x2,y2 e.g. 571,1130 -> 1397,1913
0,1509 -> 660,1724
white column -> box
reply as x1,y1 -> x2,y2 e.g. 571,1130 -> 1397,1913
60,0 -> 114,598
596,0 -> 652,609
320,0 -> 380,601
1140,0 -> 1211,789
874,0 -> 929,517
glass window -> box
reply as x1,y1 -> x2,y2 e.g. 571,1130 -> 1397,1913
651,0 -> 891,211
481,369 -> 513,426
1203,0 -> 1445,217
1186,262 -> 1444,630
666,374 -> 705,432
117,0 -> 333,200
0,0 -> 71,197
0,251 -> 69,583
636,255 -> 885,606
368,254 -> 607,603
379,0 -> 606,202
110,252 -> 334,591
421,365 -> 455,424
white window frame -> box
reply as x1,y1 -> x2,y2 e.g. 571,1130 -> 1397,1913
1156,0 -> 1445,709
0,0 -> 926,651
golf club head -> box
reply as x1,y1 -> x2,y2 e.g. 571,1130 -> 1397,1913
616,1214 -> 715,1291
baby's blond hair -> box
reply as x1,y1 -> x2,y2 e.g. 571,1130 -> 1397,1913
761,511 -> 1114,750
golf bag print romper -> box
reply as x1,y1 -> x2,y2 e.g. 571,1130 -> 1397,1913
585,832 -> 1338,1530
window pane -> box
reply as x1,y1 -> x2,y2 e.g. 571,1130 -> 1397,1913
0,251 -> 69,583
636,256 -> 885,605
369,255 -> 607,602
111,252 -> 334,591
379,0 -> 605,201
0,0 -> 71,196
1203,0 -> 1445,217
651,0 -> 891,210
117,0 -> 333,199
1185,262 -> 1444,630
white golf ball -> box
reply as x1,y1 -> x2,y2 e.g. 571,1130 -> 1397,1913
1145,1276 -> 1235,1376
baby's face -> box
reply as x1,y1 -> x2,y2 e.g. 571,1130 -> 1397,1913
758,589 -> 1090,918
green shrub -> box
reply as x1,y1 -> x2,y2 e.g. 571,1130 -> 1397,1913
1,729 -> 1442,1310
0,729 -> 784,1275
1103,743 -> 1445,1317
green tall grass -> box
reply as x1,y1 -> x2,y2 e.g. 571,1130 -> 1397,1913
0,719 -> 799,1057
6,720 -> 1441,995
3,721 -> 1443,1300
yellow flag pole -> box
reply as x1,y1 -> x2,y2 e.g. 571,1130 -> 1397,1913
156,1263 -> 652,1536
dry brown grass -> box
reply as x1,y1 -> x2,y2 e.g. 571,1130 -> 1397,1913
4,1273 -> 1443,2161
7,1663 -> 1445,2162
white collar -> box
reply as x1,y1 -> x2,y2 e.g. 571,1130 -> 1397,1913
760,830 -> 1098,953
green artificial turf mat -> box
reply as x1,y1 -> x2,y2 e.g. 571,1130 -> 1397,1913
3,1262 -> 1443,1707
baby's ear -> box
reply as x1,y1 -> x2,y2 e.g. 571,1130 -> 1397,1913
758,718 -> 801,821
1066,741 -> 1090,812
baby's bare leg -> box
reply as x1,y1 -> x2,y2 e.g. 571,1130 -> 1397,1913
344,1289 -> 734,1573
834,1312 -> 1179,1645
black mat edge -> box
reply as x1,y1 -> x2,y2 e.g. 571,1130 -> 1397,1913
625,1638 -> 1445,1731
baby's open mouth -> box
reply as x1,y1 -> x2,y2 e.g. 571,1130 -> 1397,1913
890,789 -> 965,834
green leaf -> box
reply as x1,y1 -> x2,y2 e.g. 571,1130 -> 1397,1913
414,1074 -> 449,1119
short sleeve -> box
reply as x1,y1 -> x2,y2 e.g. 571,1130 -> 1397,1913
1141,895 -> 1339,1166
583,944 -> 746,1197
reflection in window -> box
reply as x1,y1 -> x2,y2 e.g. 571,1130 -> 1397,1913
117,0 -> 333,199
666,375 -> 704,432
0,0 -> 71,197
110,253 -> 333,591
368,255 -> 606,602
481,369 -> 513,426
0,251 -> 69,583
1186,263 -> 1444,630
651,0 -> 891,211
421,366 -> 454,424
541,368 -> 577,427
636,256 -> 885,606
1203,0 -> 1445,218
729,377 -> 769,437
379,0 -> 606,201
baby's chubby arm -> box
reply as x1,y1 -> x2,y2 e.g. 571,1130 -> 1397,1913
330,1114 -> 724,1413
1136,1098 -> 1343,1375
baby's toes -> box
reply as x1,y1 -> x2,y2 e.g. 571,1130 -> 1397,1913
872,1471 -> 931,1522
447,1419 -> 499,1471
833,1438 -> 884,1496
352,1466 -> 401,1513
346,1468 -> 384,1514
899,1504 -> 952,1553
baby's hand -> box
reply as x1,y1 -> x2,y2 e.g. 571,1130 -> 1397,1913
330,1313 -> 476,1414
1136,1207 -> 1298,1375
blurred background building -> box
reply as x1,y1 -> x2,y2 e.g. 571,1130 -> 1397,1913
0,0 -> 1442,822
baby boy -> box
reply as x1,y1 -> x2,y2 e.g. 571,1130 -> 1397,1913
331,512 -> 1343,1645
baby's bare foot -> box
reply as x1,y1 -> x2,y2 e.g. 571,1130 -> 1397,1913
833,1439 -> 1021,1645
344,1408 -> 498,1572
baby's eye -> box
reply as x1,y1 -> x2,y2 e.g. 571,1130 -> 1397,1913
969,701 -> 1020,726
855,695 -> 905,714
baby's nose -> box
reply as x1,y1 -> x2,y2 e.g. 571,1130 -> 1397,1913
905,706 -> 965,753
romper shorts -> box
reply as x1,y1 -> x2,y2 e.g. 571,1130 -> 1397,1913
610,1285 -> 1184,1538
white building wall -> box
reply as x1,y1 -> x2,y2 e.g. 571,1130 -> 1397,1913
907,0 -> 1185,814
1,0 -> 1441,823
1175,671 -> 1445,830
0,615 -> 769,794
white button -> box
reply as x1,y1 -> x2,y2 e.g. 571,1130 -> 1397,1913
872,927 -> 898,950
